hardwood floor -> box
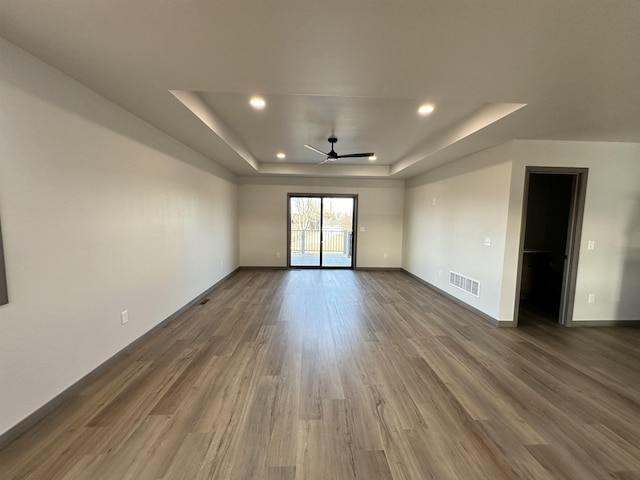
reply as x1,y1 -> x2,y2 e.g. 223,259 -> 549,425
1,269 -> 639,479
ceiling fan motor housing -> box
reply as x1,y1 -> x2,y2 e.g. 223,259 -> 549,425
328,137 -> 338,158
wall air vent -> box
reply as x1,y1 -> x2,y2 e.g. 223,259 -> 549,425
449,271 -> 480,297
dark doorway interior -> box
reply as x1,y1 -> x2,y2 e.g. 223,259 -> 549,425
519,174 -> 574,323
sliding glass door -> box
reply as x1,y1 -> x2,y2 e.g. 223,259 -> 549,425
289,196 -> 322,267
288,194 -> 356,268
320,197 -> 354,267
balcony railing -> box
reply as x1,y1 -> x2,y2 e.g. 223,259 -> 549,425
290,229 -> 353,255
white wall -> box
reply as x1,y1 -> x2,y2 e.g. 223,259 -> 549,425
403,143 -> 514,321
404,139 -> 640,324
0,39 -> 239,436
239,177 -> 405,268
500,140 -> 640,322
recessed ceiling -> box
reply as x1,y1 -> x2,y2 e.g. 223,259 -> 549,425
1,0 -> 638,179
194,92 -> 489,165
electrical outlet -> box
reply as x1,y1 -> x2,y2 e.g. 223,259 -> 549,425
383,253 -> 388,259
276,252 -> 281,258
588,293 -> 596,304
121,310 -> 129,325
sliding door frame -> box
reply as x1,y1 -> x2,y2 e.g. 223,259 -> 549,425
0,215 -> 7,305
287,193 -> 358,269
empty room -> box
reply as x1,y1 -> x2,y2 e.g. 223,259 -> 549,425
1,1 -> 639,479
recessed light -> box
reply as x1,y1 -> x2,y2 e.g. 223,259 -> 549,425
249,96 -> 266,109
418,103 -> 435,115
368,155 -> 377,161
277,152 -> 286,159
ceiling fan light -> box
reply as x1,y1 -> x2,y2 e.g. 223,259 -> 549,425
277,152 -> 286,159
368,155 -> 377,161
249,96 -> 266,109
418,103 -> 435,115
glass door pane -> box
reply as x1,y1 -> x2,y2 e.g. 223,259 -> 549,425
321,197 -> 354,267
290,196 -> 321,267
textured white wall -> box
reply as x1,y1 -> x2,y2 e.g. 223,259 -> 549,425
0,39 -> 239,435
238,177 -> 405,268
500,140 -> 640,322
404,139 -> 640,324
403,143 -> 514,321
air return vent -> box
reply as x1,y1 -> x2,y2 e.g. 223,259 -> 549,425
449,271 -> 480,297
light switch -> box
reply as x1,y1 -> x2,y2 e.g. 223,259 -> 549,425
587,240 -> 595,250
360,226 -> 365,232
483,237 -> 491,246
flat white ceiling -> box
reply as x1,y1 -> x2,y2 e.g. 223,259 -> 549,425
1,0 -> 639,179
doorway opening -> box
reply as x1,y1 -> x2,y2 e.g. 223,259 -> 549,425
288,194 -> 357,268
516,168 -> 588,326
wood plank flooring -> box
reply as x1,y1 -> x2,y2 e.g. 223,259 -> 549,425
1,269 -> 639,479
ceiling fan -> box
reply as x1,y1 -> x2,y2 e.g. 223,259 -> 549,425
304,137 -> 374,164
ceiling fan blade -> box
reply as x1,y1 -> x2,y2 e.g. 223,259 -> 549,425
335,152 -> 375,159
304,144 -> 329,156
318,158 -> 338,165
